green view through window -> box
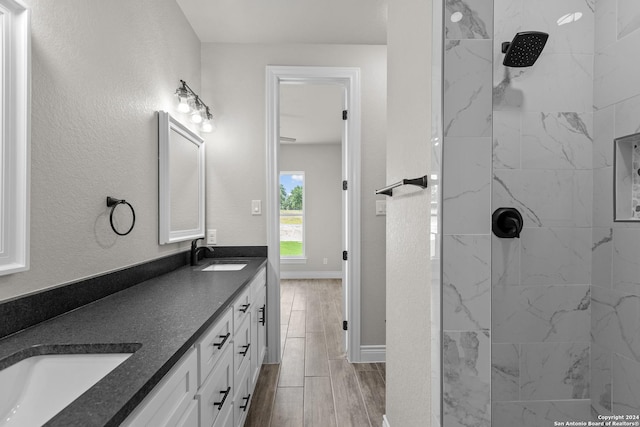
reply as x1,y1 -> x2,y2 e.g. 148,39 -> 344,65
280,172 -> 305,258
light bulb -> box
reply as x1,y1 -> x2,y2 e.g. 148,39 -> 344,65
175,86 -> 191,113
202,119 -> 216,133
178,100 -> 190,113
191,112 -> 203,124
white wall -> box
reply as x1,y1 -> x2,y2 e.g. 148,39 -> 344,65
201,43 -> 387,345
0,0 -> 201,301
386,0 -> 433,424
280,144 -> 342,273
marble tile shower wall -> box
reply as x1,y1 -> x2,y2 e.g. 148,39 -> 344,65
591,0 -> 640,419
442,0 -> 602,425
491,0 -> 595,424
442,0 -> 493,426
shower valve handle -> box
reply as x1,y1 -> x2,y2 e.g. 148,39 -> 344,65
492,207 -> 524,239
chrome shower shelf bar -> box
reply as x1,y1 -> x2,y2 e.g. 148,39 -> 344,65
375,175 -> 428,197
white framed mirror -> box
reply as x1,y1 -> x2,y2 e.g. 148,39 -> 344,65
158,111 -> 205,245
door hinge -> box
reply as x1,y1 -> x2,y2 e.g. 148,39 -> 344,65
342,320 -> 348,331
342,180 -> 348,190
342,110 -> 348,120
343,250 -> 348,261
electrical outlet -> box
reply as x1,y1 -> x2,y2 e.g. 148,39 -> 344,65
207,229 -> 217,245
323,258 -> 328,265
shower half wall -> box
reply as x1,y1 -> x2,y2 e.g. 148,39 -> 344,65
440,0 -> 640,425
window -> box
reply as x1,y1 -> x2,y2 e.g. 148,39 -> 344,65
0,0 -> 30,276
280,172 -> 305,260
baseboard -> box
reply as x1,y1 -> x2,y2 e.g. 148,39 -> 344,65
360,345 -> 386,362
383,414 -> 391,427
280,270 -> 342,279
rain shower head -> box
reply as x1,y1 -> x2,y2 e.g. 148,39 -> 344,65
501,31 -> 549,67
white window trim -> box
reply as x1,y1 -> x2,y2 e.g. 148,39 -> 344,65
279,171 -> 305,260
0,0 -> 30,276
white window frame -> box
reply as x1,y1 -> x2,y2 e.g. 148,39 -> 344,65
279,171 -> 306,263
0,0 -> 30,276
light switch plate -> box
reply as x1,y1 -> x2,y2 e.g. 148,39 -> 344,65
252,200 -> 262,215
375,200 -> 387,216
207,229 -> 217,245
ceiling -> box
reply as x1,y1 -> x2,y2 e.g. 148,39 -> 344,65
279,83 -> 344,145
175,0 -> 387,44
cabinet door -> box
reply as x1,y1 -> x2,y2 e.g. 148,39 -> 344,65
234,314 -> 251,380
257,288 -> 267,372
233,359 -> 252,427
197,307 -> 233,387
251,287 -> 267,386
121,348 -> 198,427
197,345 -> 233,427
232,286 -> 251,333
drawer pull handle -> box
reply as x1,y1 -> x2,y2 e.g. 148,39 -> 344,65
212,332 -> 230,349
239,303 -> 251,313
240,393 -> 252,411
240,343 -> 251,356
259,305 -> 266,325
213,386 -> 231,410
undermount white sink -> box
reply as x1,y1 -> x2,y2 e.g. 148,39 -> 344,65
201,263 -> 247,271
0,353 -> 132,427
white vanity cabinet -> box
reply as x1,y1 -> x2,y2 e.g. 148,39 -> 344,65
232,360 -> 252,427
250,286 -> 267,386
121,348 -> 199,427
196,308 -> 233,386
122,266 -> 267,427
196,344 -> 234,427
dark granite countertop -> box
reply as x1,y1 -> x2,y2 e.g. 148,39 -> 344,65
0,256 -> 268,427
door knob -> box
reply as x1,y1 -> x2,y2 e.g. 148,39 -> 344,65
492,207 -> 523,238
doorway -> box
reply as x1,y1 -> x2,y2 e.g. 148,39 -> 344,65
265,66 -> 362,363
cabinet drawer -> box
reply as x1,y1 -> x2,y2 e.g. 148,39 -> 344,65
234,315 -> 251,378
249,267 -> 266,301
233,361 -> 252,427
197,345 -> 233,427
121,348 -> 198,427
232,286 -> 251,333
197,307 -> 233,386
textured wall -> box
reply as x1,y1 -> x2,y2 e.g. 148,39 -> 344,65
199,43 -> 387,346
280,144 -> 342,273
385,0 -> 433,425
0,0 -> 201,301
591,0 -> 640,418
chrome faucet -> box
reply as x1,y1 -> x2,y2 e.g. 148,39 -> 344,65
191,238 -> 214,266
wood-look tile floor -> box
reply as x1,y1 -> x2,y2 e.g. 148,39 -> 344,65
245,279 -> 386,427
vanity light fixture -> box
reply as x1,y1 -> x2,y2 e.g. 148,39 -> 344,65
176,85 -> 190,113
174,80 -> 215,132
201,106 -> 215,133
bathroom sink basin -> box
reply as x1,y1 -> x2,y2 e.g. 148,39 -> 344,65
201,261 -> 247,271
0,352 -> 132,427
